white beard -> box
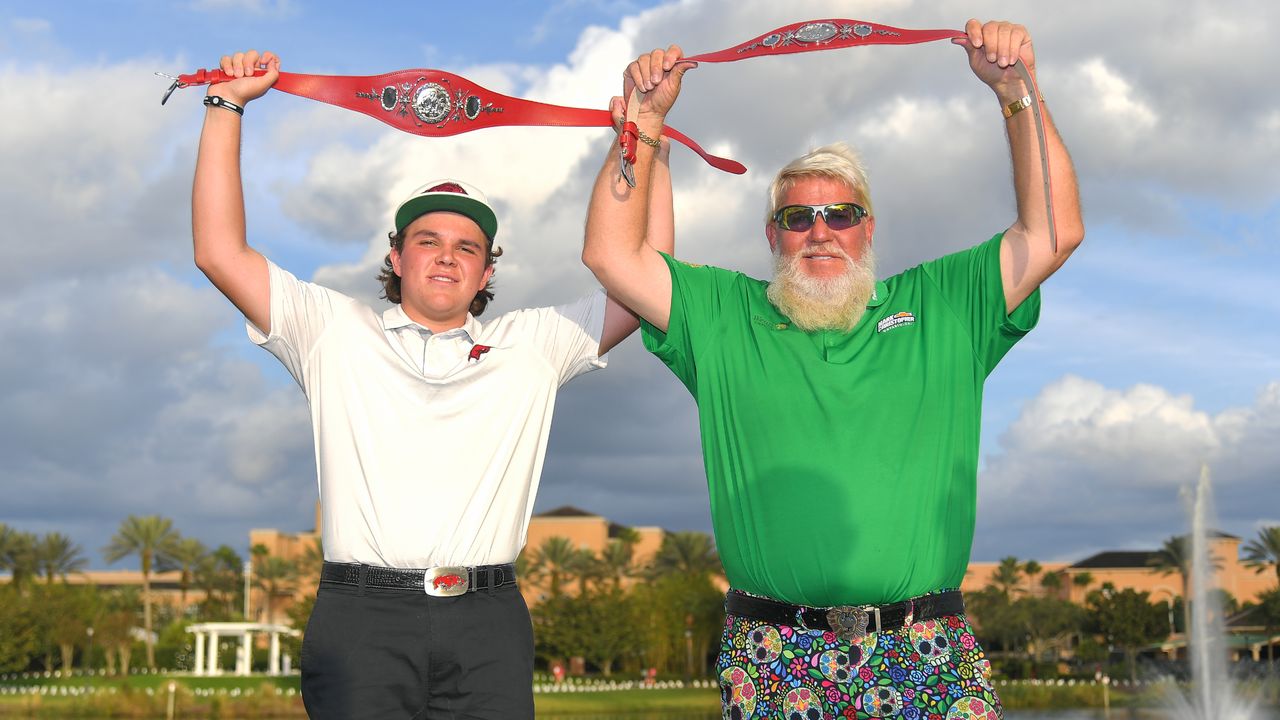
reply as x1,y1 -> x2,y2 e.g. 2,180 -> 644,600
766,245 -> 878,333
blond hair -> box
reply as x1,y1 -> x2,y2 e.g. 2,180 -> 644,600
765,142 -> 873,224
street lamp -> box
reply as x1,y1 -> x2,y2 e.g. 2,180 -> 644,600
684,613 -> 694,681
243,560 -> 253,620
85,627 -> 94,673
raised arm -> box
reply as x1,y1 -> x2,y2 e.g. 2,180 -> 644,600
192,50 -> 279,332
955,20 -> 1085,311
583,47 -> 693,335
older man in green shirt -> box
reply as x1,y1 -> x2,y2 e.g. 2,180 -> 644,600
584,18 -> 1083,720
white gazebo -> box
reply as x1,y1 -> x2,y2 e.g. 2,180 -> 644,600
186,622 -> 301,676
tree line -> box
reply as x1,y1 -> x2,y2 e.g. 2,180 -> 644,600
4,518 -> 1280,683
968,529 -> 1280,682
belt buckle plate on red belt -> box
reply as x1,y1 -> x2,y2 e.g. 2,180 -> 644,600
424,566 -> 470,597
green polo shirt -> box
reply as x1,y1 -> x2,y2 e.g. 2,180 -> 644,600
641,233 -> 1039,607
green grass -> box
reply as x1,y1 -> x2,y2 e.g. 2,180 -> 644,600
534,687 -> 720,715
0,675 -> 721,718
0,676 -> 305,718
5,673 -> 1278,718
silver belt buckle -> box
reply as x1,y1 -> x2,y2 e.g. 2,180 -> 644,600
826,605 -> 880,643
424,566 -> 470,597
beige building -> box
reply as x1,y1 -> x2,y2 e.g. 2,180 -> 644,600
246,504 -> 669,617
961,531 -> 1274,607
21,517 -> 1272,635
520,505 -> 666,605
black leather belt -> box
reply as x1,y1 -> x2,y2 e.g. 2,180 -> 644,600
726,589 -> 964,641
321,561 -> 517,597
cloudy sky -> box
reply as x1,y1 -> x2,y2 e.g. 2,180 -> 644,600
1,0 -> 1277,572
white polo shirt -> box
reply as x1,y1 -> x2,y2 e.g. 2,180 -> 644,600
248,260 -> 608,569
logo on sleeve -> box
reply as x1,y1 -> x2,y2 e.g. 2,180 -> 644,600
876,311 -> 917,333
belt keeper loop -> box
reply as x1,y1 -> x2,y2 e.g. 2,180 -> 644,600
486,567 -> 496,596
357,564 -> 368,595
872,606 -> 882,634
619,121 -> 639,166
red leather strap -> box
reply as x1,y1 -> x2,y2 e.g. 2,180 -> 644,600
684,20 -> 963,63
681,19 -> 1057,251
176,67 -> 746,175
172,19 -> 1058,248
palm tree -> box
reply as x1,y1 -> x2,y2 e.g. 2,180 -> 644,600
1023,559 -> 1043,597
0,523 -> 13,567
253,555 -> 299,624
96,587 -> 140,676
102,515 -> 180,669
514,550 -> 532,584
0,524 -> 39,591
567,548 -> 602,595
1150,535 -> 1193,598
1149,535 -> 1224,602
35,532 -> 88,583
169,537 -> 207,612
599,539 -> 636,589
1040,570 -> 1064,596
1072,571 -> 1094,589
528,536 -> 577,598
990,556 -> 1023,600
194,545 -> 245,618
297,537 -> 324,581
651,531 -> 721,579
1150,534 -> 1223,636
1243,527 -> 1280,587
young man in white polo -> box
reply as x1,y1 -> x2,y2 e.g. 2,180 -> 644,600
191,49 -> 670,719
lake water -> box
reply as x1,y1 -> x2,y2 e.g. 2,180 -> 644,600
56,704 -> 1280,719
535,711 -> 1280,719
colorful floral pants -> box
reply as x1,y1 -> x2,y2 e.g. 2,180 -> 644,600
717,594 -> 1001,720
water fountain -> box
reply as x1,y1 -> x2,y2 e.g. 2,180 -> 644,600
1160,464 -> 1259,719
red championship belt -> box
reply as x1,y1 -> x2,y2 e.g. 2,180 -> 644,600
683,19 -> 964,62
677,19 -> 1057,251
159,67 -> 745,175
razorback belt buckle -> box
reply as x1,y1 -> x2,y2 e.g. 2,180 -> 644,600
424,566 -> 470,597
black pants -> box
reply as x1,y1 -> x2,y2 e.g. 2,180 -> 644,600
300,580 -> 534,719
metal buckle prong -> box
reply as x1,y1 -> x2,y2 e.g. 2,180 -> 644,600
156,72 -> 185,105
423,565 -> 470,597
618,147 -> 637,188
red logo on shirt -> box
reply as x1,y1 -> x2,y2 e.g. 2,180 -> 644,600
468,344 -> 492,362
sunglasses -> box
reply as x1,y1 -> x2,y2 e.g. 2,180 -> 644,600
772,202 -> 868,232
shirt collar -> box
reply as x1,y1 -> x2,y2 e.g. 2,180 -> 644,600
381,305 -> 481,341
867,280 -> 889,308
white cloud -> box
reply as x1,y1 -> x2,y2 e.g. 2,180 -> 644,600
0,59 -> 197,292
1076,58 -> 1158,131
975,377 -> 1280,562
2,0 -> 1278,572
